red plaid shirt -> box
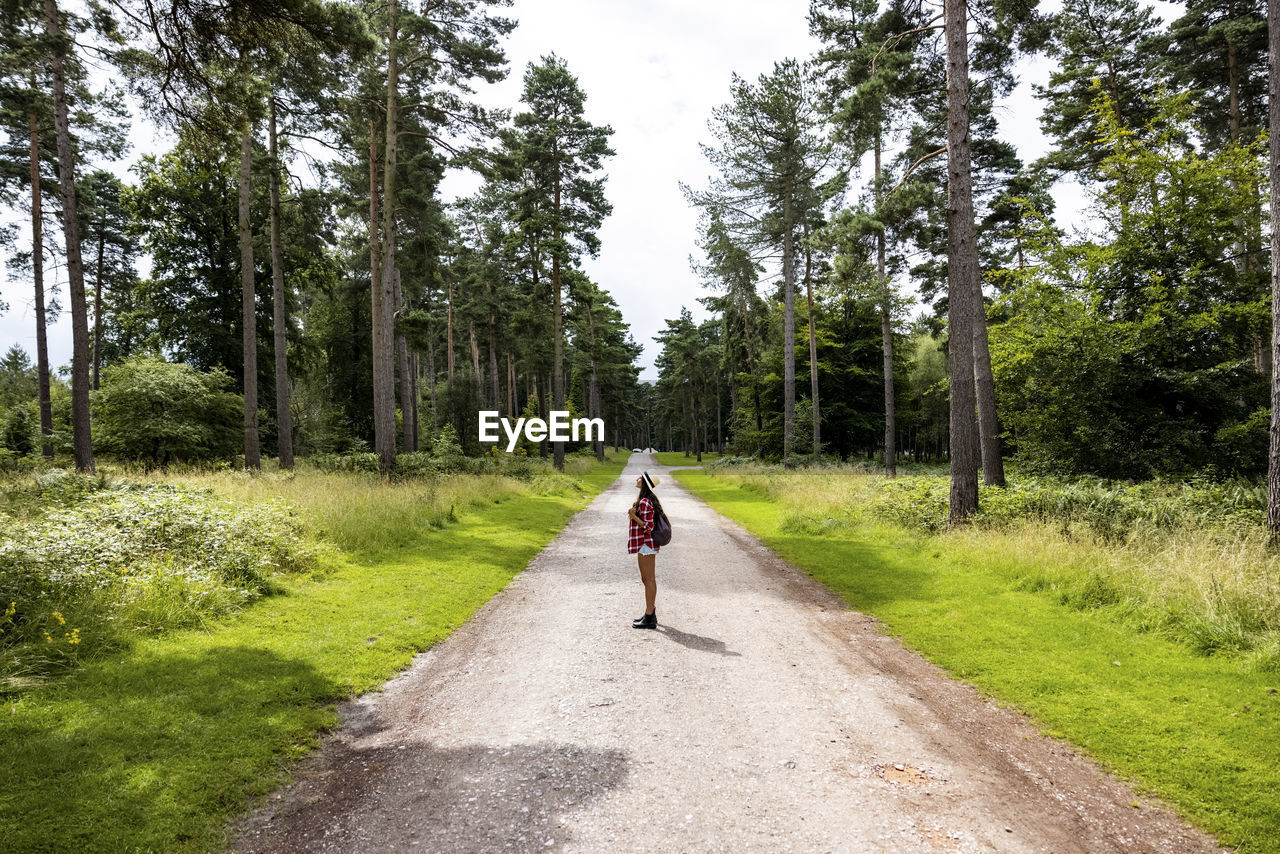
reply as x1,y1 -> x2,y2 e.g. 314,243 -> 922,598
627,497 -> 658,554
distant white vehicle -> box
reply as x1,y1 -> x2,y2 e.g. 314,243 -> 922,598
632,448 -> 641,452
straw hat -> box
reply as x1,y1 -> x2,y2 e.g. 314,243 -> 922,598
642,470 -> 661,489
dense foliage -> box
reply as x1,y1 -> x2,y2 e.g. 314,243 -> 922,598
0,471 -> 316,685
92,356 -> 242,465
0,0 -> 645,476
653,0 -> 1275,489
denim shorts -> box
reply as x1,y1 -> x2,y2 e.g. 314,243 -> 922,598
638,543 -> 658,556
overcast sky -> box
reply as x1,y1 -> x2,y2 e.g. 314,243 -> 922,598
0,0 -> 1181,382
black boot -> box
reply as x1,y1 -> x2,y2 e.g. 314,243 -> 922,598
631,611 -> 657,629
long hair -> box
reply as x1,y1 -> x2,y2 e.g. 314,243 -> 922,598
634,478 -> 664,518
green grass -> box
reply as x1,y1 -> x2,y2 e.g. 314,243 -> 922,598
674,468 -> 1280,854
0,452 -> 626,854
652,451 -> 720,467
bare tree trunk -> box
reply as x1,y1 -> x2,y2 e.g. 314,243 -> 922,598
1267,0 -> 1280,532
584,302 -> 604,462
426,329 -> 437,420
591,368 -> 604,461
93,226 -> 104,391
541,373 -> 550,459
972,281 -> 1005,486
469,321 -> 482,389
875,136 -> 896,477
782,184 -> 796,468
28,109 -> 52,457
45,0 -> 92,471
268,94 -> 294,469
446,275 -> 455,380
488,318 -> 500,410
507,352 -> 515,415
471,219 -> 502,411
717,385 -> 722,452
392,268 -> 415,452
369,120 -> 390,461
944,0 -> 981,524
409,352 -> 419,452
374,0 -> 401,475
552,176 -> 566,472
691,391 -> 702,463
804,226 -> 820,463
237,119 -> 260,469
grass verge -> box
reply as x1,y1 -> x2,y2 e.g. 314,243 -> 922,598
0,451 -> 626,853
673,467 -> 1280,854
652,451 -> 720,467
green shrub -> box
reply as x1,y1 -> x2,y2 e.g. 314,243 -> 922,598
1,404 -> 36,455
393,451 -> 439,477
92,356 -> 241,465
309,452 -> 380,474
0,449 -> 34,475
0,478 -> 316,685
1213,408 -> 1269,477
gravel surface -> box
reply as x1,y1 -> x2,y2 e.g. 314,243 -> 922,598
232,454 -> 1226,853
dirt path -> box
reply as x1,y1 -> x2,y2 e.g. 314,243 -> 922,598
234,454 -> 1224,853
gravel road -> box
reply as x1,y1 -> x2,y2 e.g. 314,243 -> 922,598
233,454 -> 1225,853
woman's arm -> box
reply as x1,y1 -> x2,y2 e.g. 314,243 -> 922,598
639,499 -> 654,532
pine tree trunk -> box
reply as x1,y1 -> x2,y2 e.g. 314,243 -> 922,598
488,318 -> 500,411
426,329 -> 437,420
972,279 -> 1005,486
585,303 -> 604,462
93,225 -> 104,390
591,366 -> 604,461
876,137 -> 896,477
692,390 -> 702,463
392,267 -> 415,452
944,0 -> 981,524
238,118 -> 260,469
472,221 -> 502,411
374,1 -> 401,475
369,120 -> 389,459
469,322 -> 482,390
268,94 -> 294,469
804,229 -> 820,463
45,0 -> 92,472
410,351 -> 419,444
782,184 -> 796,469
541,373 -> 550,459
729,380 -> 738,445
507,352 -> 515,415
552,173 -> 565,472
28,110 -> 53,458
446,275 -> 455,380
1267,0 -> 1280,532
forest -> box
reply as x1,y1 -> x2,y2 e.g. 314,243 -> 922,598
652,0 -> 1280,526
1,0 -> 641,478
2,0 -> 1278,527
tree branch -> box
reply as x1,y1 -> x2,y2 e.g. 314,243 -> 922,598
888,146 -> 946,196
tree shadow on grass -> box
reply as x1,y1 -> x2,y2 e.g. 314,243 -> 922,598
233,740 -> 630,853
1,644 -> 340,854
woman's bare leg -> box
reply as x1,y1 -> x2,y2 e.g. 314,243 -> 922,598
637,553 -> 657,615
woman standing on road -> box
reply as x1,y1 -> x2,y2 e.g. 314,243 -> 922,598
627,471 -> 663,629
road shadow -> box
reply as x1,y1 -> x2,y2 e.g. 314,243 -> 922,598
234,740 -> 630,853
656,624 -> 741,657
2,644 -> 340,853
